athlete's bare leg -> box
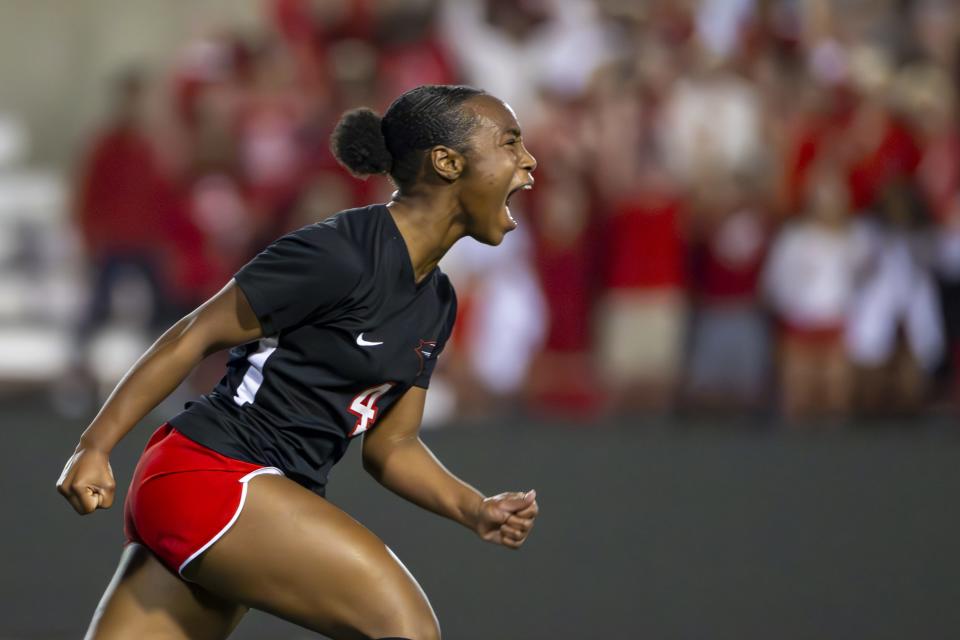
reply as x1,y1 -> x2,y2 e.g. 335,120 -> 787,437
86,543 -> 246,639
184,474 -> 440,640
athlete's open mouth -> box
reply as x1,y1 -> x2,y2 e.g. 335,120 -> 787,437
506,181 -> 534,206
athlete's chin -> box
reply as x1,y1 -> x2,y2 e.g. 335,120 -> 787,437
472,230 -> 506,246
470,207 -> 516,246
497,205 -> 519,239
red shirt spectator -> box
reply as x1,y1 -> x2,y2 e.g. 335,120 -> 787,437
846,116 -> 921,211
76,126 -> 167,257
603,191 -> 686,292
693,209 -> 768,302
529,175 -> 596,352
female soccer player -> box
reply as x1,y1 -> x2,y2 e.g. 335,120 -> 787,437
56,84 -> 539,640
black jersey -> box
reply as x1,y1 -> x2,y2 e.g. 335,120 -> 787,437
169,204 -> 457,495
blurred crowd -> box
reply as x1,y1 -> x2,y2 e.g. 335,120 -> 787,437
64,0 -> 960,424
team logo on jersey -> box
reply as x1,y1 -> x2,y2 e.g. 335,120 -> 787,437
414,339 -> 438,376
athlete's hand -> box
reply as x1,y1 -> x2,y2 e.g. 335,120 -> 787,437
475,490 -> 538,550
56,446 -> 116,515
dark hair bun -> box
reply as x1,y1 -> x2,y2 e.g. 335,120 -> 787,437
330,107 -> 392,176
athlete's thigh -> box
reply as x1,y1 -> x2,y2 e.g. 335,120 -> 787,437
87,543 -> 246,640
185,474 -> 438,640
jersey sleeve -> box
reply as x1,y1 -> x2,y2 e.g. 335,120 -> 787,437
413,285 -> 458,389
234,224 -> 362,336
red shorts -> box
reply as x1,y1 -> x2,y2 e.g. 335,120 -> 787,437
123,423 -> 283,577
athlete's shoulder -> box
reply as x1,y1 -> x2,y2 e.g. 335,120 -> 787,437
311,204 -> 391,259
316,204 -> 383,237
285,206 -> 382,270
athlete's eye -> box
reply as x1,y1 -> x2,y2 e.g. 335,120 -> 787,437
505,139 -> 518,146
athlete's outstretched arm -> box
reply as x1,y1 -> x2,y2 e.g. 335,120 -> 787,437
361,387 -> 539,549
57,281 -> 264,515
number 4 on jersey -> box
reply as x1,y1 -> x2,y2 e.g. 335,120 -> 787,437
348,382 -> 396,436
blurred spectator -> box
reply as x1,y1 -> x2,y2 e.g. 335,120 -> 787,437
440,0 -> 618,122
763,170 -> 864,421
846,182 -> 945,416
441,226 -> 546,418
774,72 -> 853,217
74,68 -> 171,339
657,55 -> 764,184
842,93 -> 921,212
237,37 -> 308,232
525,166 -> 602,418
684,170 -> 772,413
596,164 -> 687,413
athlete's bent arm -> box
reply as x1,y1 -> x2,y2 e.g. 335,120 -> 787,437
57,281 -> 263,515
361,387 -> 539,549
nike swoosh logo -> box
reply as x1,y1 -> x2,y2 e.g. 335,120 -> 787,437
356,333 -> 384,346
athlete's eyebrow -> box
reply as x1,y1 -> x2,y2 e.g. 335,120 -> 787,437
503,127 -> 522,137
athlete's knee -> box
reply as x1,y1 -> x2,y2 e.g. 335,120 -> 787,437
399,615 -> 441,640
360,598 -> 440,640
378,616 -> 440,640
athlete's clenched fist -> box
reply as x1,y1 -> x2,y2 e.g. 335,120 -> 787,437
474,490 -> 539,549
57,447 -> 116,514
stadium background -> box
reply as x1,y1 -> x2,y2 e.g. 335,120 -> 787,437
1,1 -> 959,638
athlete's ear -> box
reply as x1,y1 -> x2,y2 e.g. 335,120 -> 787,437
429,145 -> 465,181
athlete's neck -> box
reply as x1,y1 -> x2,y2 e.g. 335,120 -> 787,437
386,192 -> 467,283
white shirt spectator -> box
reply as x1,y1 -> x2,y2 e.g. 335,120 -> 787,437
441,225 -> 546,396
846,222 -> 945,370
763,220 -> 867,329
657,70 -> 763,182
439,0 -> 618,124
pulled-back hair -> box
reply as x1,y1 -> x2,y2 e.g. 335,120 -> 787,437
330,84 -> 486,188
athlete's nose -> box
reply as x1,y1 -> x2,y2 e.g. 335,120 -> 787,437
520,143 -> 537,173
